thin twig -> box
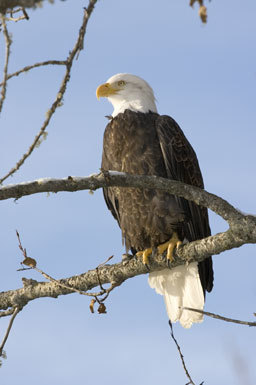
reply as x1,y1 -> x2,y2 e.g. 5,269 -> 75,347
35,260 -> 118,303
22,7 -> 29,20
95,255 -> 119,304
6,7 -> 23,15
0,60 -> 66,87
5,7 -> 28,23
5,16 -> 25,22
97,255 -> 114,268
183,307 -> 256,327
16,230 -> 119,315
16,229 -> 118,304
0,307 -> 20,357
169,321 -> 197,385
0,0 -> 98,184
0,14 -> 12,115
100,282 -> 119,302
0,308 -> 16,318
16,230 -> 106,298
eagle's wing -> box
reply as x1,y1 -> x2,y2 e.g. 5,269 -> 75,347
101,119 -> 121,227
155,115 -> 213,293
102,187 -> 120,225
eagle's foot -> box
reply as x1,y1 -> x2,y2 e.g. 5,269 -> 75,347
136,247 -> 152,268
157,232 -> 182,266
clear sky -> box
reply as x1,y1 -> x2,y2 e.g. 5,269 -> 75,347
1,0 -> 256,384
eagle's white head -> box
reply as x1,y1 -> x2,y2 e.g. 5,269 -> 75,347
96,73 -> 158,117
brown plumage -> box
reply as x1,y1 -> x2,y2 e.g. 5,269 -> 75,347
101,109 -> 213,295
97,73 -> 213,327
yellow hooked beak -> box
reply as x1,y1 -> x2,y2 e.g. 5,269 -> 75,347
96,82 -> 118,100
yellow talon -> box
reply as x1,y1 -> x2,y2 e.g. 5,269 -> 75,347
136,232 -> 181,266
136,247 -> 152,265
157,232 -> 182,263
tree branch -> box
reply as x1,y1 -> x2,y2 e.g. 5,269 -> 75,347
0,171 -> 252,223
0,252 -> 159,312
0,307 -> 20,357
0,14 -> 12,114
0,171 -> 255,253
0,171 -> 255,313
169,321 -> 197,385
182,307 -> 256,327
0,0 -> 98,184
1,171 -> 256,246
0,60 -> 66,87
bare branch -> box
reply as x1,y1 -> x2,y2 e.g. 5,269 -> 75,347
0,171 -> 255,263
0,60 -> 66,87
6,6 -> 24,14
16,230 -> 114,299
0,171 -> 254,313
16,231 -> 119,315
0,14 -> 12,114
169,321 -> 198,385
0,231 -> 249,314
0,307 -> 20,357
0,252 -> 160,312
5,6 -> 29,21
0,171 -> 255,258
0,308 -> 16,318
183,307 -> 256,327
0,0 -> 98,184
0,172 -> 244,222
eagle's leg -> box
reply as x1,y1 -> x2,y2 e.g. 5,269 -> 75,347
136,247 -> 152,266
157,232 -> 182,265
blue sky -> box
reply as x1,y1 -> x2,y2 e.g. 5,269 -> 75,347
1,0 -> 256,384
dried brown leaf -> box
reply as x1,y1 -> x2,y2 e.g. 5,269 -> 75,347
199,5 -> 207,23
98,303 -> 107,314
89,299 -> 96,313
22,257 -> 37,268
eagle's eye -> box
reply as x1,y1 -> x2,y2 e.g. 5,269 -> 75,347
118,80 -> 126,87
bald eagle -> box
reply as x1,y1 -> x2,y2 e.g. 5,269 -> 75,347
97,73 -> 213,328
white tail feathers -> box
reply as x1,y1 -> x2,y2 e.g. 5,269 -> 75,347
148,262 -> 204,329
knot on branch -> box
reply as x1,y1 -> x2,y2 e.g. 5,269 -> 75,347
22,277 -> 38,288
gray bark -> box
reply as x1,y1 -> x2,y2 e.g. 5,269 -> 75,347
0,171 -> 255,313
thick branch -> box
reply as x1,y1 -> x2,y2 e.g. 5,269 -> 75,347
0,254 -> 163,311
0,223 -> 252,312
0,172 -> 249,223
0,172 -> 255,312
1,172 -> 255,244
0,235 -> 223,312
